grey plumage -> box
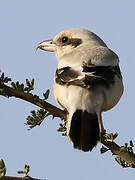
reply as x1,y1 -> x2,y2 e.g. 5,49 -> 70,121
37,28 -> 124,152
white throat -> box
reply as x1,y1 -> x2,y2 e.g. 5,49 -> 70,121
57,57 -> 83,69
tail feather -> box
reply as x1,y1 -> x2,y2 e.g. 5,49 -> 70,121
69,110 -> 82,148
69,110 -> 100,152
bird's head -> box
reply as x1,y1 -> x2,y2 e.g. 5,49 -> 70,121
37,28 -> 107,66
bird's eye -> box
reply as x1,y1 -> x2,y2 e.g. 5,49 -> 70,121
62,36 -> 68,43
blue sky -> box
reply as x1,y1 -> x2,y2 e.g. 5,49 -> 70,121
0,0 -> 135,179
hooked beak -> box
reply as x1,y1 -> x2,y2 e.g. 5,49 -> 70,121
37,40 -> 56,52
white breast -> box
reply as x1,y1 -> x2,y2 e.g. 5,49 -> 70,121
53,80 -> 105,114
53,75 -> 124,114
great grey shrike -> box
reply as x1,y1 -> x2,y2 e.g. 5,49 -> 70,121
37,28 -> 124,152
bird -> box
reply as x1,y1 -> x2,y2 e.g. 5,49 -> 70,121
37,28 -> 124,152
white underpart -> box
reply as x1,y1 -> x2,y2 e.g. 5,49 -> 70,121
52,28 -> 124,139
54,56 -> 123,137
54,75 -> 123,136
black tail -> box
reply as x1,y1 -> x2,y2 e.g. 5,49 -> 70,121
69,110 -> 100,152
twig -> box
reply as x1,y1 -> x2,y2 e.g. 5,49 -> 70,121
0,83 -> 135,168
1,176 -> 45,180
0,83 -> 66,120
101,139 -> 135,168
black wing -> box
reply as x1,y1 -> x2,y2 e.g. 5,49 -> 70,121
83,65 -> 122,87
55,65 -> 121,88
